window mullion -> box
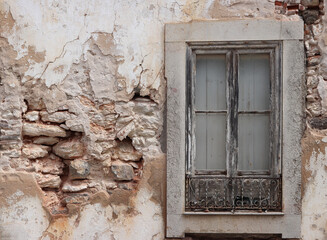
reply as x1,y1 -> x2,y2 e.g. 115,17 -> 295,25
226,51 -> 238,177
232,51 -> 239,177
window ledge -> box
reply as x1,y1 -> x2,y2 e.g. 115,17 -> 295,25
183,211 -> 284,216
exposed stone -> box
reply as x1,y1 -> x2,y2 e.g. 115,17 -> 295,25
117,182 -> 133,190
32,154 -> 64,175
35,173 -> 61,189
129,162 -> 139,168
62,182 -> 88,192
40,111 -> 72,123
102,159 -> 112,174
111,161 -> 134,181
62,193 -> 90,205
309,117 -> 327,129
33,136 -> 60,145
102,180 -> 117,190
306,46 -> 320,57
307,94 -> 319,102
302,10 -> 320,24
306,88 -> 321,102
307,75 -> 319,88
301,0 -> 319,7
133,98 -> 157,115
53,139 -> 84,159
22,144 -> 50,159
59,124 -> 70,130
65,119 -> 84,132
116,120 -> 135,141
24,111 -> 40,122
308,55 -> 321,66
307,101 -> 322,116
111,140 -> 142,161
312,23 -> 322,37
69,159 -> 90,180
22,122 -> 67,137
307,66 -> 318,76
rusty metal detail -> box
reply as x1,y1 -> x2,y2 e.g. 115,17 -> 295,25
185,175 -> 282,212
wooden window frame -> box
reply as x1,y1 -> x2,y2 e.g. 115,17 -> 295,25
185,42 -> 282,212
186,42 -> 282,178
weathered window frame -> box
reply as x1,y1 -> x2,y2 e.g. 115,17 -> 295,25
185,42 -> 282,212
165,19 -> 304,239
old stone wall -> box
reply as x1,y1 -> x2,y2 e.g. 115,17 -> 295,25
0,0 -> 327,239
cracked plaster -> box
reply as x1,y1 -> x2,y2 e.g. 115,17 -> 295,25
1,0 -> 327,240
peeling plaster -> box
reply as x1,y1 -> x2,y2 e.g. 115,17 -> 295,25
302,131 -> 327,240
2,0 -> 327,239
0,173 -> 49,240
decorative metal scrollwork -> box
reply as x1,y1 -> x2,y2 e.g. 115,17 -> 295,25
185,176 -> 282,212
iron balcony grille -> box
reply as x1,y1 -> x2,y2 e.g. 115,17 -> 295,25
185,175 -> 282,212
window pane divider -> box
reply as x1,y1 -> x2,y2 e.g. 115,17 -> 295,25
195,170 -> 227,175
226,51 -> 238,177
195,110 -> 227,113
237,170 -> 271,176
238,110 -> 271,114
195,110 -> 271,114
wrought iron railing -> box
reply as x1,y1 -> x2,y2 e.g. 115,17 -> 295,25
185,175 -> 282,212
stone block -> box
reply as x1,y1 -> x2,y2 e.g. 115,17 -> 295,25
53,139 -> 84,159
32,154 -> 64,175
40,111 -> 72,123
65,119 -> 84,132
62,182 -> 88,192
301,0 -> 319,7
111,161 -> 134,181
24,111 -> 39,122
111,140 -> 142,161
302,10 -> 319,24
62,193 -> 90,205
22,144 -> 50,159
35,173 -> 61,189
22,122 -> 67,137
69,159 -> 90,180
308,55 -> 321,66
309,117 -> 327,129
33,136 -> 60,145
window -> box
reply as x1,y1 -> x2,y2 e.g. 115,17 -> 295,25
166,19 -> 304,239
185,43 -> 281,212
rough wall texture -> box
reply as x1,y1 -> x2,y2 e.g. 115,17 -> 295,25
0,0 -> 326,239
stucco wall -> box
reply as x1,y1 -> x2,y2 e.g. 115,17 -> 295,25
0,0 -> 326,239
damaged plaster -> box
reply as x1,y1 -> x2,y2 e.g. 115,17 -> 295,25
1,0 -> 327,239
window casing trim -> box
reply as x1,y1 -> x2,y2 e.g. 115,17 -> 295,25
165,19 -> 304,239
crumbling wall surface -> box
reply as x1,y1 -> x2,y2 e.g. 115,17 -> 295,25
301,0 -> 327,239
0,0 -> 325,240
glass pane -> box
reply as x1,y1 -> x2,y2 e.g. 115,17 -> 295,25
195,113 -> 226,170
238,114 -> 270,171
238,54 -> 270,111
195,55 -> 226,110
